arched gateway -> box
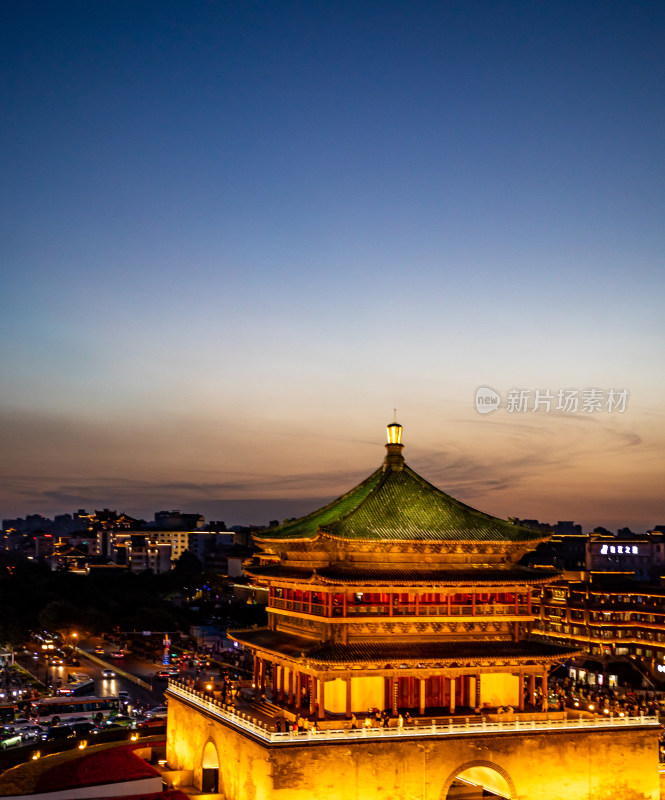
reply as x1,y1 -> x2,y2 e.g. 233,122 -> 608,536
442,761 -> 515,799
201,739 -> 219,793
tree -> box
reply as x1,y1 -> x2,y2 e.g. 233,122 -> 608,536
38,600 -> 80,637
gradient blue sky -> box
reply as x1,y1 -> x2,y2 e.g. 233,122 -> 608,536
2,1 -> 664,531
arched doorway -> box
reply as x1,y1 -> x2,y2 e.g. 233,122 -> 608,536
442,761 -> 514,799
201,739 -> 219,793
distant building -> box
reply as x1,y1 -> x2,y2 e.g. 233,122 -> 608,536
151,510 -> 205,530
586,533 -> 665,580
125,534 -> 172,574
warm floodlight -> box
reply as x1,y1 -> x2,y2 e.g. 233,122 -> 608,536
386,422 -> 402,444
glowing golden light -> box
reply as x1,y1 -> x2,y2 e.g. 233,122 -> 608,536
386,422 -> 402,444
32,752 -> 40,760
588,704 -> 594,711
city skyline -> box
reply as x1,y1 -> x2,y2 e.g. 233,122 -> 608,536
2,2 -> 664,532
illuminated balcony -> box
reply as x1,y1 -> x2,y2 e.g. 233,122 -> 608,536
166,680 -> 659,746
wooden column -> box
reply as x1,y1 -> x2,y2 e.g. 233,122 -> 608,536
253,654 -> 259,688
542,668 -> 548,709
472,593 -> 476,615
343,591 -> 347,617
389,592 -> 393,617
260,658 -> 266,692
447,593 -> 451,615
392,675 -> 398,715
295,672 -> 302,709
475,672 -> 481,709
419,678 -> 426,715
271,662 -> 277,697
309,676 -> 316,716
528,674 -> 536,706
308,592 -> 312,614
288,668 -> 294,705
415,593 -> 420,616
318,678 -> 325,720
345,676 -> 352,718
518,672 -> 525,711
278,664 -> 284,701
449,677 -> 456,714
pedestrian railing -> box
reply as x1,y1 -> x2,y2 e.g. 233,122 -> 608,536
166,680 -> 660,747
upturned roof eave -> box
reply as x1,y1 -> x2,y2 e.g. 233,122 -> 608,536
227,628 -> 582,667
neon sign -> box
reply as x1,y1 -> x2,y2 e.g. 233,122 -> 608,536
599,544 -> 638,555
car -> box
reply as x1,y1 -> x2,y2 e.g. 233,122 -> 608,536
136,717 -> 167,731
145,705 -> 168,718
68,672 -> 91,683
109,651 -> 125,659
167,668 -> 180,677
91,722 -> 127,735
93,646 -> 105,655
101,668 -> 116,678
104,714 -> 133,727
0,731 -> 22,749
41,725 -> 76,742
153,671 -> 171,681
69,721 -> 95,736
117,690 -> 131,702
16,725 -> 42,742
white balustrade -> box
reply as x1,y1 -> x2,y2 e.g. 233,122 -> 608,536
166,681 -> 659,747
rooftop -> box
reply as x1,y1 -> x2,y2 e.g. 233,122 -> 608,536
229,627 -> 580,666
256,423 -> 547,546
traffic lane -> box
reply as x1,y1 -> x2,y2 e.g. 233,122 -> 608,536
71,657 -> 167,712
14,649 -> 167,712
76,652 -> 168,710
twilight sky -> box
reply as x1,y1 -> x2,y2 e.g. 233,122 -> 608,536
2,1 -> 664,532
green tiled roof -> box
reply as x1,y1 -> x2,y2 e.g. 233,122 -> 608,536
257,468 -> 384,541
256,462 -> 544,543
